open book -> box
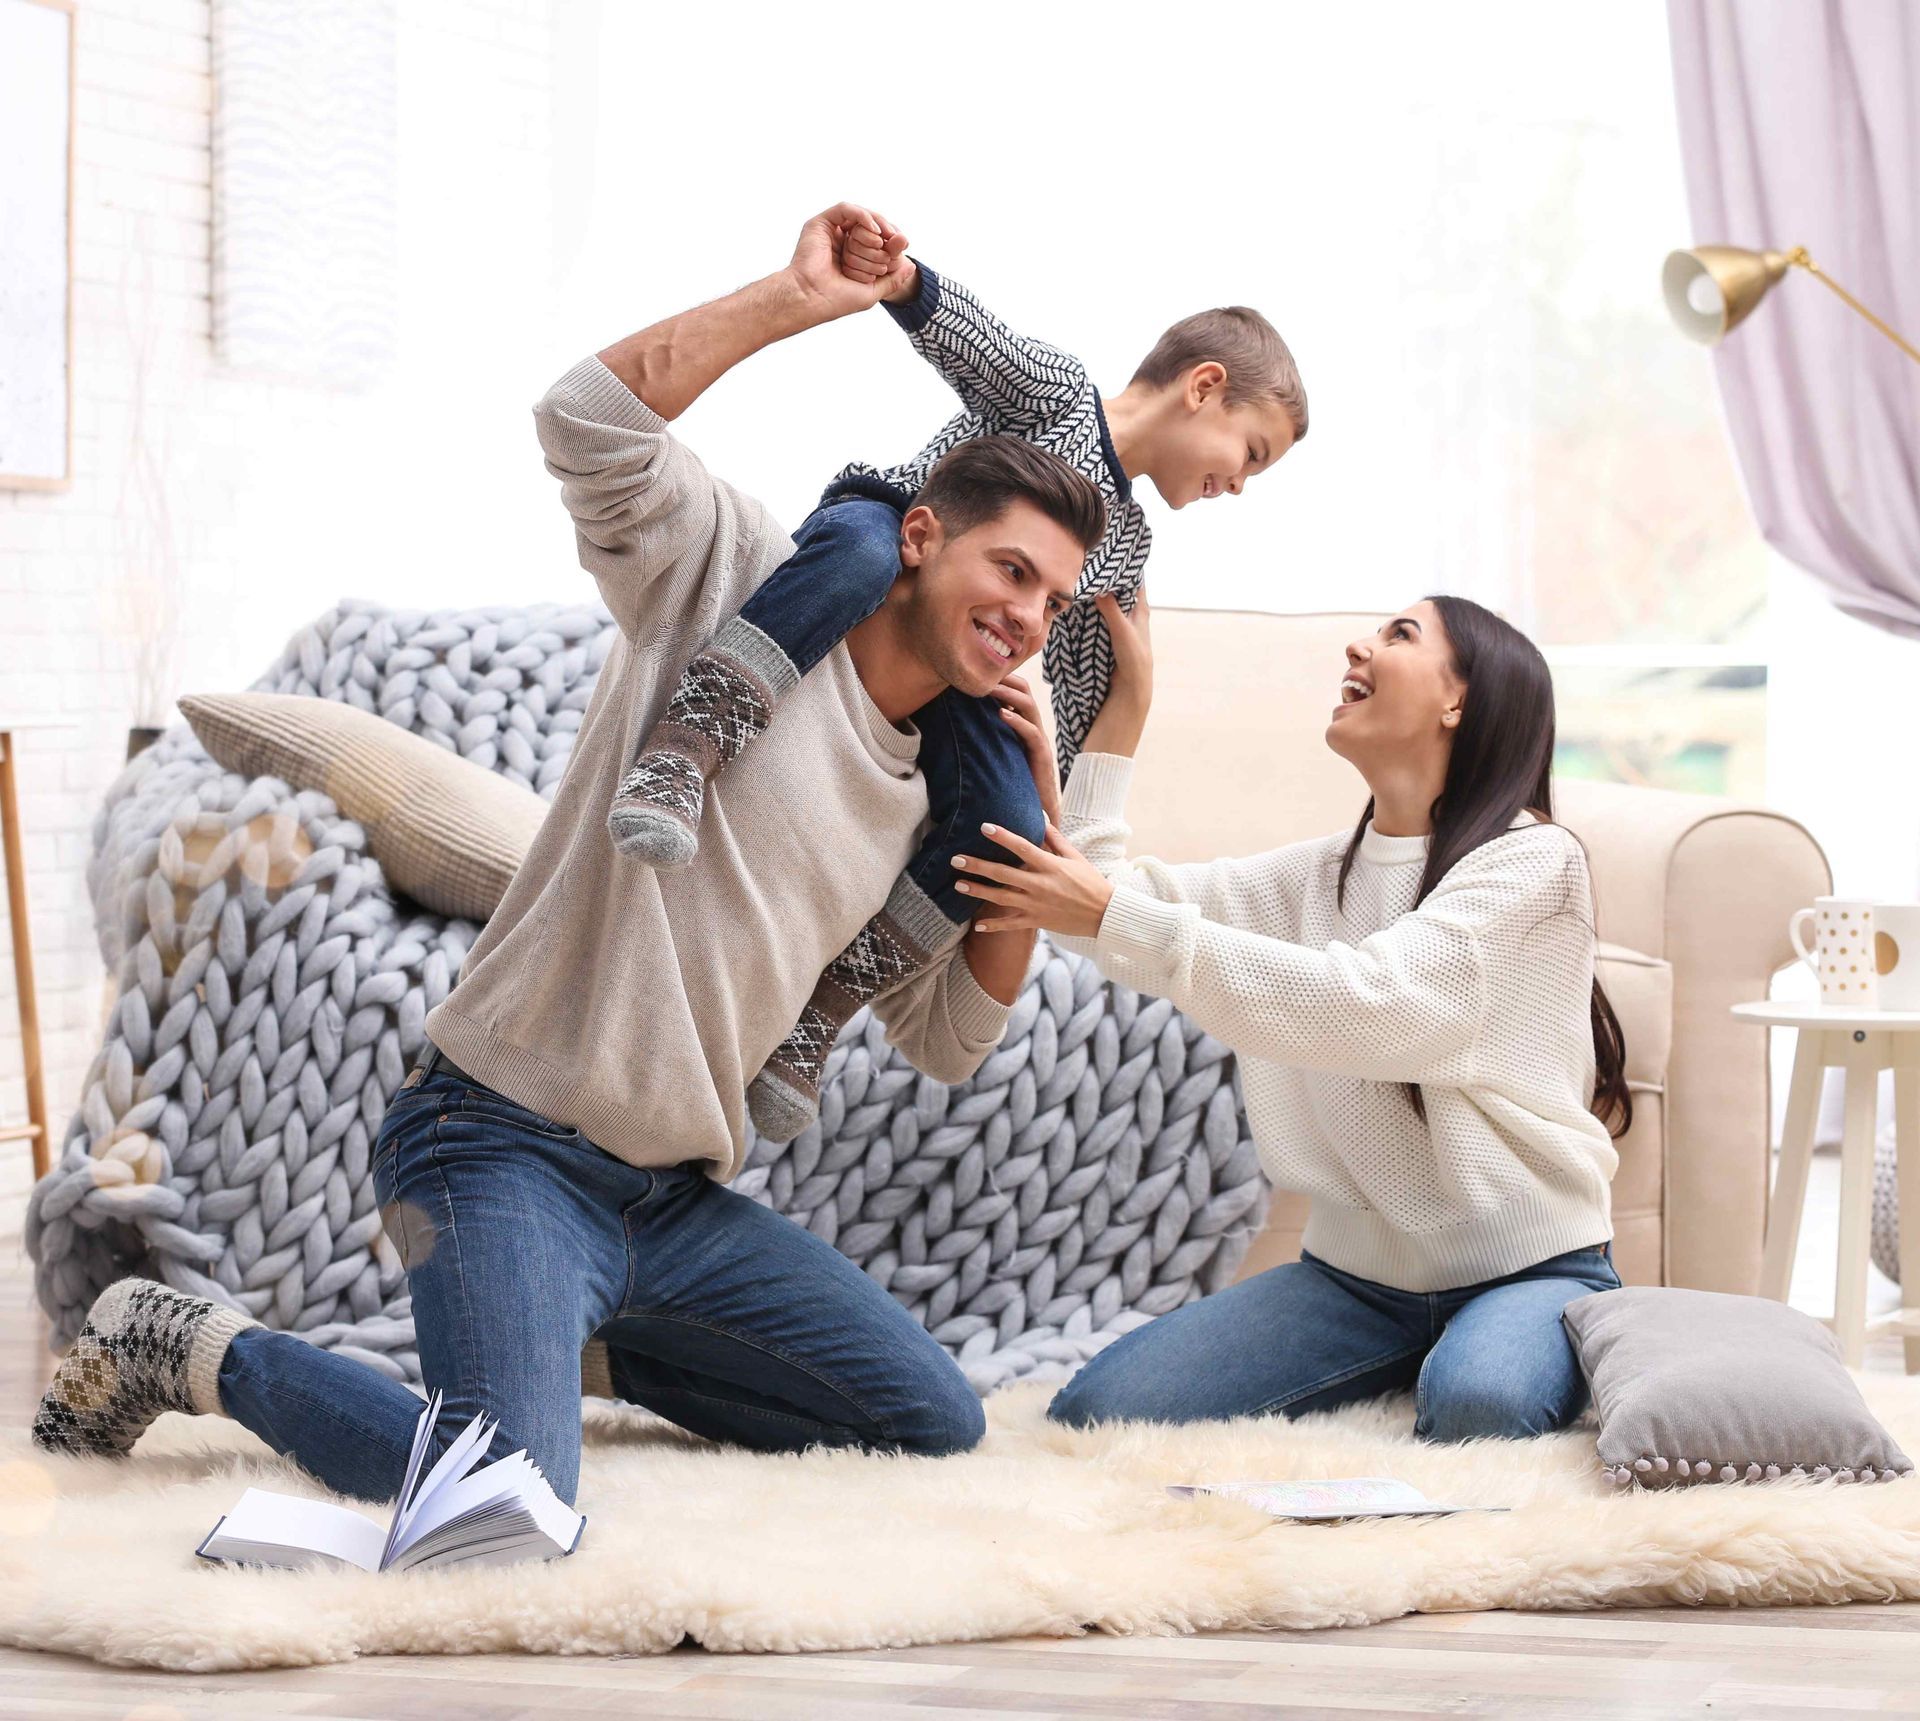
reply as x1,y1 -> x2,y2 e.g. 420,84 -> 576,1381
1167,1477 -> 1509,1522
197,1391 -> 585,1572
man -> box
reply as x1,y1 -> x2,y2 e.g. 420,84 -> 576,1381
33,204 -> 1107,1506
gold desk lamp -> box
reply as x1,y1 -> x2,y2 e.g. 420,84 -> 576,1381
1663,245 -> 1920,364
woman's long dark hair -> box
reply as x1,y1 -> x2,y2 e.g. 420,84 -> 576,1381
1335,595 -> 1632,1137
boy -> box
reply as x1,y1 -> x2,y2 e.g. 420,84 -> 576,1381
611,212 -> 1309,1141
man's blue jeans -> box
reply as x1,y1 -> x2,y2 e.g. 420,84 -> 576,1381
1048,1244 -> 1620,1440
216,1065 -> 984,1503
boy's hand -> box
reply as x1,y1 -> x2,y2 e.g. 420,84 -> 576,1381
787,203 -> 910,320
876,240 -> 919,305
1081,590 -> 1154,758
841,214 -> 911,291
990,672 -> 1063,829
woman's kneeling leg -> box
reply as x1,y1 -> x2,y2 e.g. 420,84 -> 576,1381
1048,1256 -> 1427,1428
1415,1276 -> 1594,1442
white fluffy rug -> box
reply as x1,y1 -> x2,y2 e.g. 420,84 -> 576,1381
6,1377 -> 1920,1671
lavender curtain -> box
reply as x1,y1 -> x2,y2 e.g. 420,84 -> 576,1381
1668,0 -> 1920,636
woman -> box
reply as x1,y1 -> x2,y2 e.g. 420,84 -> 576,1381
968,592 -> 1631,1440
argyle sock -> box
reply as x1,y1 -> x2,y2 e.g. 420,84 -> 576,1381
608,617 -> 800,867
748,876 -> 965,1142
32,1278 -> 257,1458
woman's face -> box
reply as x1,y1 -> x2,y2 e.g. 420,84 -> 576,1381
1325,600 -> 1466,769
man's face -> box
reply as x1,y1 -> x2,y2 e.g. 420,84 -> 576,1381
895,500 -> 1086,697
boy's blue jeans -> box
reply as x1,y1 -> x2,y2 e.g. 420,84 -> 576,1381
743,493 -> 1046,923
1048,1243 -> 1620,1440
216,1064 -> 985,1504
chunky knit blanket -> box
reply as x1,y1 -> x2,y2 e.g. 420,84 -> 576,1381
26,601 -> 1269,1393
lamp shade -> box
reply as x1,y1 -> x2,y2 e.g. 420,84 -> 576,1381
1662,246 -> 1793,344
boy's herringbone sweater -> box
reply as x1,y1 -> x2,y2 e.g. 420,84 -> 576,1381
837,264 -> 1151,777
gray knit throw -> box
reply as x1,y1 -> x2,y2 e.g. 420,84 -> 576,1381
26,601 -> 1269,1393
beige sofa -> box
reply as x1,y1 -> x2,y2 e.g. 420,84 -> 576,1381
1089,608 -> 1829,1295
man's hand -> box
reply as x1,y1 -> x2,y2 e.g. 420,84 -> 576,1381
787,203 -> 914,320
952,823 -> 1117,941
1081,589 -> 1155,758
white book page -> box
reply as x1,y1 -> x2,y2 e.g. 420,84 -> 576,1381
523,1472 -> 585,1552
392,1409 -> 497,1555
400,1469 -> 581,1567
399,1451 -> 534,1551
379,1390 -> 442,1569
1167,1477 -> 1502,1519
206,1488 -> 388,1571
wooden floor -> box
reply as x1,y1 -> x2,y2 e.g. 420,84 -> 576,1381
5,1234 -> 1919,1718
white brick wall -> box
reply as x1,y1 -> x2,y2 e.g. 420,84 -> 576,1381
0,0 -> 560,1234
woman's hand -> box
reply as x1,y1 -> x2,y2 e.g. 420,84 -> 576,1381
990,672 -> 1062,829
1081,588 -> 1154,758
953,822 -> 1116,940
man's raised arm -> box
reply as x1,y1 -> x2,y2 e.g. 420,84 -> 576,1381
598,202 -> 907,419
538,203 -> 911,638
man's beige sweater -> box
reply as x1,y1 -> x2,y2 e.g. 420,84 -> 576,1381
423,357 -> 1011,1178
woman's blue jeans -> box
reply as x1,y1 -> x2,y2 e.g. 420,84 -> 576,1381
1048,1243 -> 1620,1440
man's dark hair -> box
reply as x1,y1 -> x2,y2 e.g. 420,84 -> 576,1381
910,435 -> 1106,554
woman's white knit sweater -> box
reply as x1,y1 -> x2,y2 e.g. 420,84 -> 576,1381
1058,753 -> 1618,1293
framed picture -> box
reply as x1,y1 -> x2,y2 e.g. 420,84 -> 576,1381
0,0 -> 75,491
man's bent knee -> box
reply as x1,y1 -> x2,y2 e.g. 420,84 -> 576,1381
892,1374 -> 986,1456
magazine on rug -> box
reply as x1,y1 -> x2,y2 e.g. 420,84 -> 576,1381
1167,1477 -> 1510,1522
196,1390 -> 585,1572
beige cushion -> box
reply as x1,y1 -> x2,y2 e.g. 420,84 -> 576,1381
180,692 -> 545,922
1594,942 -> 1672,1287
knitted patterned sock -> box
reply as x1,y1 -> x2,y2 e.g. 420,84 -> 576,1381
748,876 -> 964,1142
32,1277 -> 257,1458
608,617 -> 800,867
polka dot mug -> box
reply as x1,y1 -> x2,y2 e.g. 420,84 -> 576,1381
1789,897 -> 1878,1007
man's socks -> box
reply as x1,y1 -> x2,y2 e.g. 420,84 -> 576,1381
748,877 -> 964,1142
32,1278 -> 256,1458
608,616 -> 800,867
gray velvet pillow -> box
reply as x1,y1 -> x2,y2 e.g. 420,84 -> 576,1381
1562,1286 -> 1913,1488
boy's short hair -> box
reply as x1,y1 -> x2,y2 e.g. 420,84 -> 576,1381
911,435 -> 1107,554
1132,308 -> 1309,444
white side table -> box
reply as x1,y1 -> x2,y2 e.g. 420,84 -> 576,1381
1734,1000 -> 1920,1372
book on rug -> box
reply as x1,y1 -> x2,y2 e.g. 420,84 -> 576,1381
196,1390 -> 585,1572
1167,1477 -> 1510,1522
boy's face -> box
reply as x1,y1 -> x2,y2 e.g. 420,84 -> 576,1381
1148,368 -> 1297,510
896,500 -> 1083,697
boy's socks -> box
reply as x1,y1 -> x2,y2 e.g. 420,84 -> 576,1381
608,617 -> 800,867
32,1278 -> 256,1458
748,878 -> 964,1142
